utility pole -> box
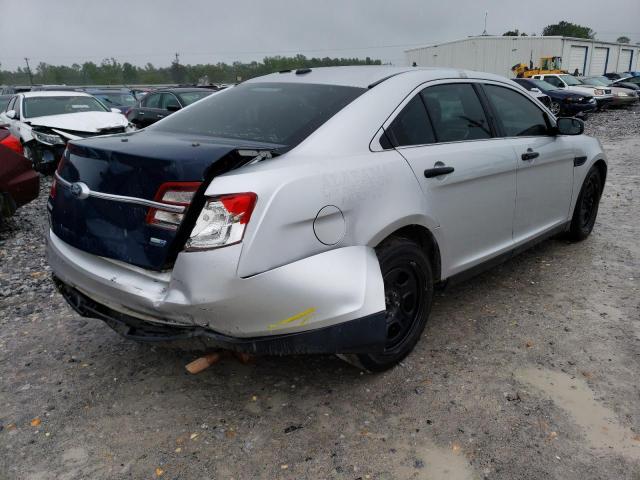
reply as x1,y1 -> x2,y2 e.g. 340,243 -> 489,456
24,57 -> 34,85
482,12 -> 488,36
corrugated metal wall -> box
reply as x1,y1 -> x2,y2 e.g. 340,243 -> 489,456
406,37 -> 640,77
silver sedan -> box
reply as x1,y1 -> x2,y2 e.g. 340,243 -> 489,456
47,67 -> 607,370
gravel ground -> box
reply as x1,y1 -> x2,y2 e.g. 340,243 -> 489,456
1,105 -> 639,480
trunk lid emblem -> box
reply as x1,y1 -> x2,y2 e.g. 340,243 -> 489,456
70,182 -> 90,199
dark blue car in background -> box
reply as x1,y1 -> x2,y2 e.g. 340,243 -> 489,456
513,78 -> 597,117
84,88 -> 137,115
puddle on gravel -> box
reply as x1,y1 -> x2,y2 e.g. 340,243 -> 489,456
516,368 -> 640,460
389,438 -> 476,480
417,442 -> 476,480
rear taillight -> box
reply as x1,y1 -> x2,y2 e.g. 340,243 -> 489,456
146,182 -> 201,229
0,134 -> 23,155
186,192 -> 257,250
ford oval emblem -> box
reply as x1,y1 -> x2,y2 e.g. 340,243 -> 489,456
70,182 -> 90,199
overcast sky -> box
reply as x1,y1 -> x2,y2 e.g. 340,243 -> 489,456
1,0 -> 639,70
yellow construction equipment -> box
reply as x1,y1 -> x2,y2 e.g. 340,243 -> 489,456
511,56 -> 567,78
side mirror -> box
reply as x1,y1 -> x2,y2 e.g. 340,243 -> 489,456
110,108 -> 121,113
166,105 -> 181,112
530,87 -> 541,93
556,117 -> 584,135
5,110 -> 16,119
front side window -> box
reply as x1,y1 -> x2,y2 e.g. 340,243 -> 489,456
6,96 -> 16,112
484,85 -> 549,137
152,82 -> 365,149
383,95 -> 435,147
160,93 -> 181,110
22,96 -> 107,118
420,83 -> 491,142
143,93 -> 161,108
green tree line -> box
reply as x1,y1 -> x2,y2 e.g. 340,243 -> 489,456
0,55 -> 382,86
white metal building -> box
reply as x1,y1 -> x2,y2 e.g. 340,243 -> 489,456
405,36 -> 640,78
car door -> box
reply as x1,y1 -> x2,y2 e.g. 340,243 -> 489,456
3,96 -> 20,138
384,81 -> 518,277
481,83 -> 575,244
158,92 -> 182,120
137,92 -> 162,127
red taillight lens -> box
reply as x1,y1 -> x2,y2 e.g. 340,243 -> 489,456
50,178 -> 58,199
0,134 -> 23,155
146,182 -> 201,229
220,193 -> 257,225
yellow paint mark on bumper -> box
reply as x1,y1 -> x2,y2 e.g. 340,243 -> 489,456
268,308 -> 316,331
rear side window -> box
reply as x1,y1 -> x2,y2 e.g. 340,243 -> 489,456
384,95 -> 435,147
483,85 -> 549,137
152,82 -> 365,149
421,84 -> 491,142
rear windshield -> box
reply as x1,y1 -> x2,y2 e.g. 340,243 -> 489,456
23,96 -> 108,118
177,90 -> 213,106
152,82 -> 366,148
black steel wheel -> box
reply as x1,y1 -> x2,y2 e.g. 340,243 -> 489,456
354,237 -> 433,371
568,167 -> 603,241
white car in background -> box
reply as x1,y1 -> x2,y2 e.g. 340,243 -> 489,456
532,74 -> 614,109
0,91 -> 128,172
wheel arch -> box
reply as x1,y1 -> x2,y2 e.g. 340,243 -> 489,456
373,223 -> 442,283
592,158 -> 607,190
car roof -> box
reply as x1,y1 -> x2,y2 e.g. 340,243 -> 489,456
245,66 -> 510,88
21,91 -> 92,98
152,87 -> 214,93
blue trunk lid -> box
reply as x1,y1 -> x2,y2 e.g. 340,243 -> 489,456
49,130 -> 270,270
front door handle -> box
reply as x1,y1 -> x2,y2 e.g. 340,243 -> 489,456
521,149 -> 540,161
424,166 -> 455,178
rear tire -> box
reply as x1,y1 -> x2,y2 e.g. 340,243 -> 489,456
568,167 -> 602,241
349,237 -> 433,372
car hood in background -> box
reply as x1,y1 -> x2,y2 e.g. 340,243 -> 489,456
27,111 -> 128,133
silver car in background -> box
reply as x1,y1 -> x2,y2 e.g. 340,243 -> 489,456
47,67 -> 607,370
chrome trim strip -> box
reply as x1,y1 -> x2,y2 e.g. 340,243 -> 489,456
54,172 -> 186,213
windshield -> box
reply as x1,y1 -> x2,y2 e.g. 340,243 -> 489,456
23,96 -> 108,118
94,93 -> 136,107
583,77 -> 610,86
152,82 -> 366,148
526,79 -> 559,92
176,91 -> 213,106
559,75 -> 583,86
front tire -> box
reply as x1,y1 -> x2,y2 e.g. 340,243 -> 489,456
568,167 -> 603,241
350,238 -> 433,372
550,101 -> 562,116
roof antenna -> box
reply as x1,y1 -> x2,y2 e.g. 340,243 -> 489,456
482,11 -> 489,36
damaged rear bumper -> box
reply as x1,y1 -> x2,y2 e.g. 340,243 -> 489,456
54,277 -> 386,355
47,229 -> 387,354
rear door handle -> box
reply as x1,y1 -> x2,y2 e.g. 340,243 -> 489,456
521,150 -> 540,161
424,166 -> 455,178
